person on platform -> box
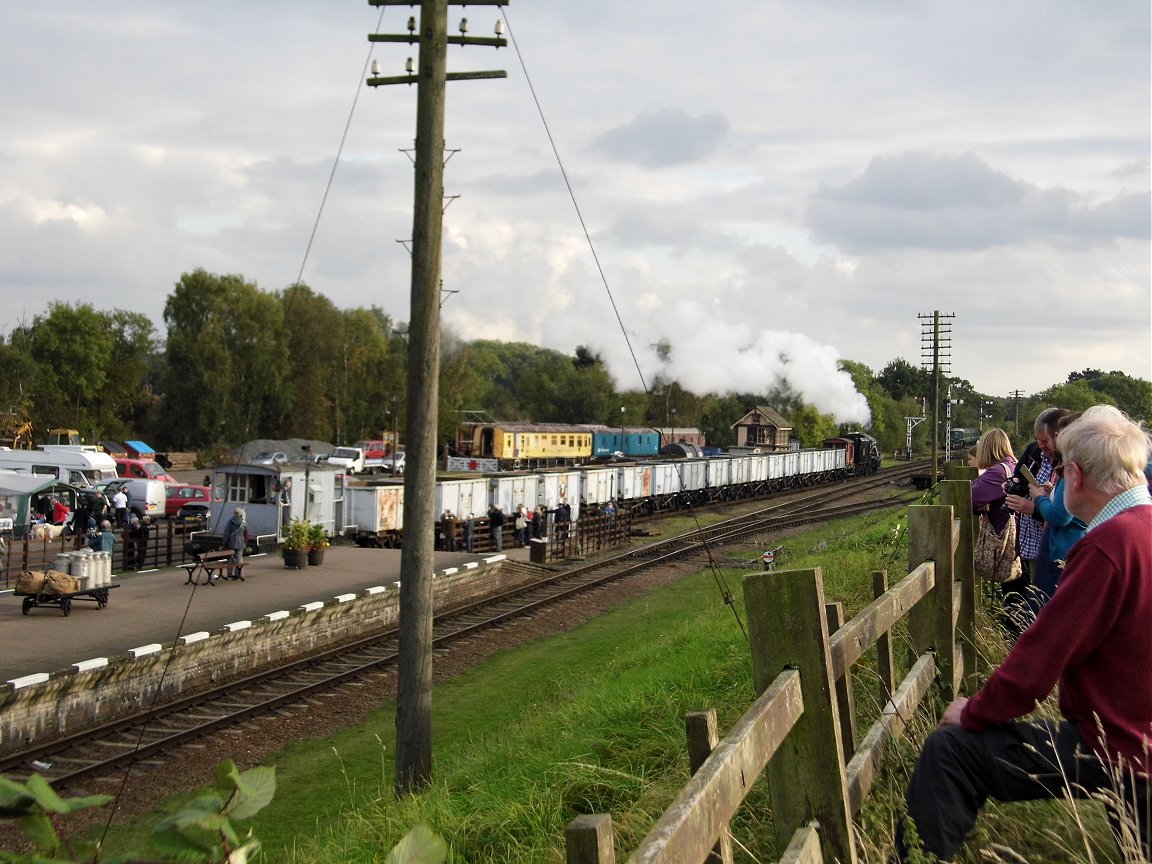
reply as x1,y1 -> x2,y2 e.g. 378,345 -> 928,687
111,488 -> 128,528
896,405 -> 1152,862
463,513 -> 475,553
441,510 -> 457,552
222,506 -> 246,581
487,504 -> 505,552
90,520 -> 115,554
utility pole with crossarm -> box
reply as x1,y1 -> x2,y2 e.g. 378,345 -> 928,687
367,0 -> 507,794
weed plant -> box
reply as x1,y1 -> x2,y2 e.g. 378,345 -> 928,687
84,509 -> 1131,863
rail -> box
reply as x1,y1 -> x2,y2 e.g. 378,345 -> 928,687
565,479 -> 976,864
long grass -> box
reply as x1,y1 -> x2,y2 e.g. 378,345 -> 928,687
85,509 -> 1129,862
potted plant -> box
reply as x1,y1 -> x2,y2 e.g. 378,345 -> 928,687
282,520 -> 310,569
306,522 -> 329,566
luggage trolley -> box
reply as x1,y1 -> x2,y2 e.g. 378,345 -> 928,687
13,552 -> 120,616
16,581 -> 119,616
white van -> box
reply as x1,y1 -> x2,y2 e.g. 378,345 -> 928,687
0,445 -> 117,488
101,478 -> 166,519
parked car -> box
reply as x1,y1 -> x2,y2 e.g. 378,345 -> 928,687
249,451 -> 288,467
381,450 -> 406,474
166,484 -> 210,518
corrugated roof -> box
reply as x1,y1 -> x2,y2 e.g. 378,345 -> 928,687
125,440 -> 156,454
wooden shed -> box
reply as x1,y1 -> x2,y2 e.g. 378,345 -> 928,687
731,406 -> 792,451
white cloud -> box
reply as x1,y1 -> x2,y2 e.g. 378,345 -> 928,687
0,0 -> 1147,405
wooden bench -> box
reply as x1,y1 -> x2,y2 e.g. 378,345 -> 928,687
182,549 -> 245,585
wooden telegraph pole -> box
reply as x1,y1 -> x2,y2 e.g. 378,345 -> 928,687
367,0 -> 507,793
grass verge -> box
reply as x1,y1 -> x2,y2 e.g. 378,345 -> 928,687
85,508 -> 1125,862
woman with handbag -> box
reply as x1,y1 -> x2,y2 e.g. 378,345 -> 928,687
969,429 -> 1024,631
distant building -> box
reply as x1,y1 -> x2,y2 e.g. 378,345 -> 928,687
731,406 -> 792,451
654,427 -> 706,449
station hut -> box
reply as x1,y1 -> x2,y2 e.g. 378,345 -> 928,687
731,406 -> 793,451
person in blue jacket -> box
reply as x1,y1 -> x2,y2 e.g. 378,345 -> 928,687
1028,412 -> 1087,609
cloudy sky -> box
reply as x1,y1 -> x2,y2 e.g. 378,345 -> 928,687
2,1 -> 1148,423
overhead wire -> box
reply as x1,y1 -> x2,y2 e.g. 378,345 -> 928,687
295,4 -> 389,287
500,9 -> 746,637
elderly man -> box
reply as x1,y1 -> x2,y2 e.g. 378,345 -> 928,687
898,405 -> 1151,861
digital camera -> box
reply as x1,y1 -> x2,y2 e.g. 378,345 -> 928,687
1004,475 -> 1030,498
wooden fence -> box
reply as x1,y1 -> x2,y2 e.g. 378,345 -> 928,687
0,520 -> 206,588
565,479 -> 976,864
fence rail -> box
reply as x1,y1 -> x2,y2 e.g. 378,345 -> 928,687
566,479 -> 976,864
1,519 -> 207,588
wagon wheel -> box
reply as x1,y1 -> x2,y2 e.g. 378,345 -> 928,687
97,590 -> 109,609
21,596 -> 33,616
61,597 -> 72,617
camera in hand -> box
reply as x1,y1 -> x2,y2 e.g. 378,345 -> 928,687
1004,475 -> 1030,497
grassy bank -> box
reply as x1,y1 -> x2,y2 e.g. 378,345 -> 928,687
88,508 -> 1122,862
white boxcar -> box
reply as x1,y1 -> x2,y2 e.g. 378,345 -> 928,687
747,453 -> 770,484
617,464 -> 653,503
540,470 -> 581,510
649,461 -> 683,497
579,467 -> 618,505
706,456 -> 732,491
678,458 -> 708,493
490,473 -> 541,515
772,451 -> 799,483
434,476 -> 489,519
344,483 -> 405,537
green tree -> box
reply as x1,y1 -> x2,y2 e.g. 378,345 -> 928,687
160,269 -> 288,449
876,357 -> 928,402
280,283 -> 344,440
337,307 -> 403,442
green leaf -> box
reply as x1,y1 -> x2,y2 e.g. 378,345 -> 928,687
215,759 -> 241,792
21,775 -> 68,815
222,765 -> 276,822
150,823 -> 218,859
385,824 -> 447,864
18,811 -> 58,853
0,776 -> 36,817
155,805 -> 229,834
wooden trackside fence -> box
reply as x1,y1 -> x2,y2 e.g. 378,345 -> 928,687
566,479 -> 977,864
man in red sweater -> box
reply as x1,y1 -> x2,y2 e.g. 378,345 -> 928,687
898,405 -> 1151,861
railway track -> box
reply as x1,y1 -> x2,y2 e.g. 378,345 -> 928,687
0,462 -> 930,791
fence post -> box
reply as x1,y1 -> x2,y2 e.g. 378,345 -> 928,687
907,506 -> 956,701
685,709 -> 735,864
940,478 -> 977,694
825,602 -> 857,760
566,813 -> 616,864
872,571 -> 895,700
743,567 -> 857,864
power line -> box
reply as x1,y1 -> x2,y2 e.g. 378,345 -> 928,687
294,5 -> 390,286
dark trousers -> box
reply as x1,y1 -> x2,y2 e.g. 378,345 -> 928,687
899,720 -> 1149,861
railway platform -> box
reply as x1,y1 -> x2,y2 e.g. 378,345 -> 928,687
0,544 -> 531,684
